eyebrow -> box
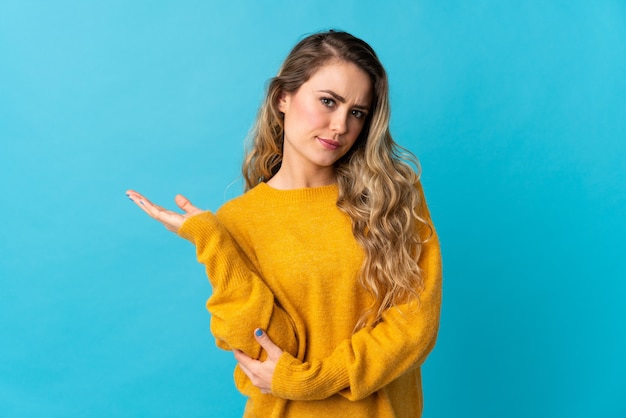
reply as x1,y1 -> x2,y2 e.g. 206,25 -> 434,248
317,90 -> 370,112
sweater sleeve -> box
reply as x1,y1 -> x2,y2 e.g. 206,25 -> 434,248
270,184 -> 443,401
178,211 -> 301,360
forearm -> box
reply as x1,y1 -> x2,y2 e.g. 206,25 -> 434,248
178,211 -> 301,359
271,230 -> 442,401
272,294 -> 441,400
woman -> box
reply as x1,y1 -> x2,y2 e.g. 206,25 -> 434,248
127,30 -> 442,418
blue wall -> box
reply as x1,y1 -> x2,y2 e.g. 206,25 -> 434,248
1,1 -> 624,417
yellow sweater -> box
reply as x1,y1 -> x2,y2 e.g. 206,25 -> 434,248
178,182 -> 442,418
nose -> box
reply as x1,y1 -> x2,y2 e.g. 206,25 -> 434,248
330,111 -> 348,135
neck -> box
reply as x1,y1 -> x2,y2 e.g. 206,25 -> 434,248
267,166 -> 337,190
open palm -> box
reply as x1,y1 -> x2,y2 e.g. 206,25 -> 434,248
126,190 -> 204,233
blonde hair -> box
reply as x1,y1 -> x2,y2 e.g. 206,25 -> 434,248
242,30 -> 432,327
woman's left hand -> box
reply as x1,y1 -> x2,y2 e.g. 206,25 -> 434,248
234,329 -> 284,395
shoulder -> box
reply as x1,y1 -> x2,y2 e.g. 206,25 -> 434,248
413,180 -> 432,216
412,180 -> 439,243
216,183 -> 266,221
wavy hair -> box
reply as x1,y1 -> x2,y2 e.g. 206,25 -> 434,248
242,30 -> 432,328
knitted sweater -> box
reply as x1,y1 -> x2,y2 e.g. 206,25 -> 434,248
178,182 -> 442,418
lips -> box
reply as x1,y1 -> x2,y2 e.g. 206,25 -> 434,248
317,137 -> 341,150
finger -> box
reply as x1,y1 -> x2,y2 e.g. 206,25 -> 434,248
233,349 -> 249,364
253,329 -> 283,360
126,191 -> 184,232
234,350 -> 272,394
234,350 -> 257,381
175,194 -> 203,215
126,190 -> 154,210
127,190 -> 177,217
128,193 -> 163,219
235,354 -> 252,374
126,191 -> 154,216
126,190 -> 149,203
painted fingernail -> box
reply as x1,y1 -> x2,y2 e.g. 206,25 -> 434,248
139,201 -> 145,206
255,329 -> 263,337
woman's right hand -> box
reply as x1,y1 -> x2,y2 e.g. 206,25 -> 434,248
126,189 -> 204,233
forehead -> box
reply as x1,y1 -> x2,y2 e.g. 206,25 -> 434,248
303,61 -> 373,106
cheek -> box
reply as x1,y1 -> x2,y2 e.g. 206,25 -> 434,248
347,120 -> 366,140
291,99 -> 327,129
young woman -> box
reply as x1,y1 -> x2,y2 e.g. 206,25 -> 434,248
127,30 -> 442,418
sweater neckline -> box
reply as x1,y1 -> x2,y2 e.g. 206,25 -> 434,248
254,182 -> 338,202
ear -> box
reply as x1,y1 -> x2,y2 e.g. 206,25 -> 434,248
277,92 -> 289,113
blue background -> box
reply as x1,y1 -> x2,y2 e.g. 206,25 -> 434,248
1,1 -> 624,417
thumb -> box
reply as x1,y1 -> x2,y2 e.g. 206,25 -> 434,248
254,329 -> 283,360
175,194 -> 203,215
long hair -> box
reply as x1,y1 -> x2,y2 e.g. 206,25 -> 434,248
242,30 -> 432,328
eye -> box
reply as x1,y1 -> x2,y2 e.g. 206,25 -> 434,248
351,109 -> 367,120
320,97 -> 335,108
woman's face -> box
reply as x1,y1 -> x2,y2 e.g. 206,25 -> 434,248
278,60 -> 373,177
